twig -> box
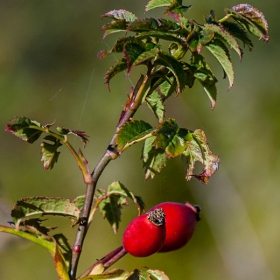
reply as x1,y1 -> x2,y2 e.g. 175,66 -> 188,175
70,73 -> 152,279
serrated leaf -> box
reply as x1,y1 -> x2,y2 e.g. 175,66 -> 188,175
225,4 -> 269,42
221,21 -> 253,52
107,181 -> 145,215
102,10 -> 138,22
72,195 -> 85,211
145,91 -> 165,122
153,118 -> 180,149
5,116 -> 43,143
204,23 -> 243,59
11,197 -> 81,227
41,139 -> 62,169
116,120 -> 153,152
127,267 -> 170,280
102,20 -> 127,40
205,40 -> 234,90
104,58 -> 128,90
80,268 -> 130,280
98,193 -> 126,234
132,47 -> 160,68
165,2 -> 192,17
142,136 -> 167,180
145,0 -> 173,12
156,52 -> 185,94
127,18 -> 180,33
192,54 -> 218,109
182,129 -> 219,184
123,42 -> 146,73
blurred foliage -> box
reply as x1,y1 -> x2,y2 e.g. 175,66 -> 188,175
0,0 -> 279,279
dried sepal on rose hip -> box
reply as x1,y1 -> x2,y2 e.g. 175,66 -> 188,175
122,208 -> 166,257
149,202 -> 200,253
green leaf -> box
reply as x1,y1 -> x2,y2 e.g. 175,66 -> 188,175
5,116 -> 43,143
131,47 -> 160,68
204,23 -> 243,59
127,267 -> 170,280
153,118 -> 180,149
102,20 -> 127,40
192,54 -> 218,109
104,58 -> 128,90
205,40 -> 234,90
145,91 -> 165,122
72,195 -> 85,211
0,225 -> 70,280
225,4 -> 269,42
11,197 -> 81,227
41,137 -> 62,169
123,42 -> 146,73
53,233 -> 72,270
182,129 -> 220,184
116,120 -> 153,152
98,195 -> 123,234
80,268 -> 130,280
127,18 -> 180,33
107,181 -> 145,215
221,21 -> 253,52
145,0 -> 174,12
142,136 -> 167,180
165,2 -> 192,17
102,9 -> 138,22
156,52 -> 185,94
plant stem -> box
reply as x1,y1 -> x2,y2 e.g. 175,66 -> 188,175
77,246 -> 127,279
70,73 -> 151,279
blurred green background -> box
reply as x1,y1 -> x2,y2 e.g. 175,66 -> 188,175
0,1 -> 279,279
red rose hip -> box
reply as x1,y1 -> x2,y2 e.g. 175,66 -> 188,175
122,208 -> 166,257
149,202 -> 200,252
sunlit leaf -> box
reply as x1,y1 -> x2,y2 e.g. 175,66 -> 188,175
156,52 -> 185,94
153,118 -> 180,149
127,267 -> 170,280
11,197 -> 81,227
145,0 -> 173,12
204,23 -> 243,59
102,20 -> 127,40
142,136 -> 167,180
80,268 -> 130,280
98,195 -> 124,234
0,226 -> 70,279
145,91 -> 165,122
123,42 -> 146,73
221,21 -> 253,52
225,4 -> 269,42
102,9 -> 138,22
41,137 -> 62,169
205,40 -> 234,90
107,181 -> 145,215
192,54 -> 218,109
116,120 -> 153,152
182,129 -> 219,184
5,116 -> 43,143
